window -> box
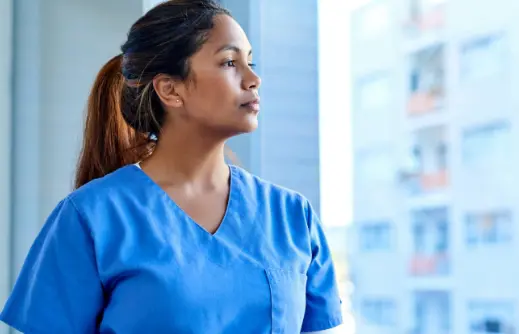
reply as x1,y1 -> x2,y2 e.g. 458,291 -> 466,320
358,73 -> 392,110
362,299 -> 396,326
360,222 -> 393,251
411,207 -> 450,251
465,210 -> 512,246
468,301 -> 515,334
408,45 -> 445,113
410,208 -> 450,275
414,291 -> 451,333
410,45 -> 444,94
401,128 -> 449,194
408,141 -> 447,174
461,33 -> 507,81
406,0 -> 446,36
462,121 -> 511,169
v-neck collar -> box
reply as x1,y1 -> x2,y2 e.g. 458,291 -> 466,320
131,163 -> 237,238
127,163 -> 259,268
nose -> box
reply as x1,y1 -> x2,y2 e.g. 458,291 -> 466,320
243,67 -> 261,90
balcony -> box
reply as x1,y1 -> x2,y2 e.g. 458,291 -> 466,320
409,207 -> 450,277
404,0 -> 446,38
420,169 -> 448,191
407,92 -> 442,116
409,253 -> 449,276
401,169 -> 448,194
412,290 -> 451,334
407,44 -> 445,116
399,126 -> 449,196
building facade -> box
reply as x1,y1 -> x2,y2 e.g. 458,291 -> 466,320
349,0 -> 519,333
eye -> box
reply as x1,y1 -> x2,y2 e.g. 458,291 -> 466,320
223,60 -> 236,67
249,63 -> 257,69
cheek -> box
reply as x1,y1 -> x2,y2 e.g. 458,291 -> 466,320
184,69 -> 242,120
199,75 -> 239,107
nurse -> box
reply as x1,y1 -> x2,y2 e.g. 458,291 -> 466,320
1,1 -> 343,333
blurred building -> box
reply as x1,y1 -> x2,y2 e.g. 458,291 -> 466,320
0,1 -> 321,333
349,0 -> 519,333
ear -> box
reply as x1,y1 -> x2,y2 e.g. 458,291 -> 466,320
152,74 -> 184,108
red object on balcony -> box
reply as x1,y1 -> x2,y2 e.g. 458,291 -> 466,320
417,6 -> 444,31
407,92 -> 441,115
410,253 -> 448,275
420,170 -> 448,190
406,5 -> 445,33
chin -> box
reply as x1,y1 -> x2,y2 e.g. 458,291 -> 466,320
231,114 -> 259,134
212,113 -> 259,137
241,116 -> 259,133
243,118 -> 259,132
228,123 -> 258,137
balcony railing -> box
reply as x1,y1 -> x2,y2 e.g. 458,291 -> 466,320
420,170 -> 448,191
409,252 -> 449,276
404,4 -> 445,35
407,91 -> 443,115
399,169 -> 449,194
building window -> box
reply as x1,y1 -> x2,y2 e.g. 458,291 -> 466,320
406,0 -> 446,36
399,126 -> 449,194
410,208 -> 450,275
358,73 -> 392,110
361,299 -> 396,326
414,291 -> 451,334
408,44 -> 445,114
465,210 -> 512,246
461,33 -> 507,81
462,121 -> 511,170
359,222 -> 393,252
468,301 -> 515,334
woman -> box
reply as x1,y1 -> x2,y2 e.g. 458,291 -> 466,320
0,1 -> 343,333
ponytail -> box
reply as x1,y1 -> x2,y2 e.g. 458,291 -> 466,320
74,55 -> 153,189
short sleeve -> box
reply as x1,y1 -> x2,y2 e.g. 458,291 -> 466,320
301,201 -> 343,332
0,198 -> 105,333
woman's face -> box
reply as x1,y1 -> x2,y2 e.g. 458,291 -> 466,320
158,14 -> 261,137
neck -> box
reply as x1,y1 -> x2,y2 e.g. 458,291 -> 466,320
142,125 -> 229,186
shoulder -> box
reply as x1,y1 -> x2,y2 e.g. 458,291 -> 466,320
67,165 -> 140,206
50,165 -> 147,231
232,165 -> 309,203
231,166 -> 319,271
231,165 -> 313,220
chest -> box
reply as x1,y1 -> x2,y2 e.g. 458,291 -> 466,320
92,184 -> 313,333
98,250 -> 308,334
163,186 -> 229,235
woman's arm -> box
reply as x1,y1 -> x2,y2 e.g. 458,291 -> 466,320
0,198 -> 104,333
300,199 -> 343,333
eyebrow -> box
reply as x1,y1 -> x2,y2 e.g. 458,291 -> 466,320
215,44 -> 252,56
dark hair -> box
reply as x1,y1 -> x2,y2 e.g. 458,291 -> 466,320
74,0 -> 230,189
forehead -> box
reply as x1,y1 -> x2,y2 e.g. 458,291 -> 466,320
202,14 -> 252,52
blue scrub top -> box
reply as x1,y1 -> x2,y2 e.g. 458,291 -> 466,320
1,165 -> 343,333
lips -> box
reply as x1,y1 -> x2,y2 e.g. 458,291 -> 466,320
240,98 -> 260,112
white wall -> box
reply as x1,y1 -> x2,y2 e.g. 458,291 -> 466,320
38,0 -> 142,218
2,2 -> 143,332
9,0 -> 142,310
143,0 -> 164,11
0,0 -> 12,332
